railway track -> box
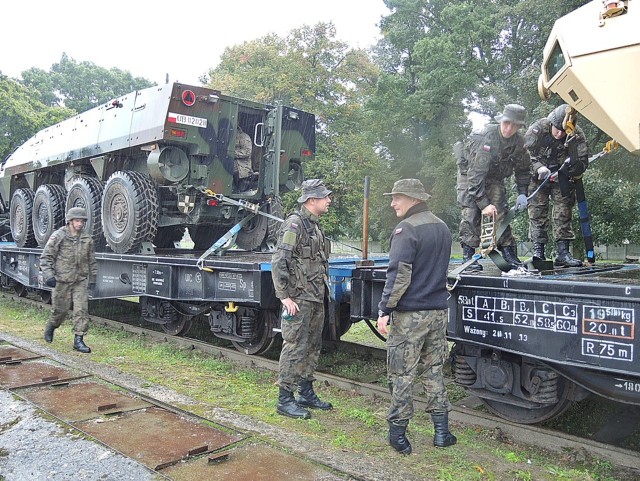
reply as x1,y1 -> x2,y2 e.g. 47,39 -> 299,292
2,291 -> 639,476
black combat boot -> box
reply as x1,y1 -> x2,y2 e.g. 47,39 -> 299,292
461,243 -> 482,272
44,324 -> 56,343
297,379 -> 333,410
533,242 -> 546,260
277,387 -> 311,419
73,335 -> 91,353
500,245 -> 523,268
388,421 -> 412,455
554,240 -> 583,267
431,412 -> 457,448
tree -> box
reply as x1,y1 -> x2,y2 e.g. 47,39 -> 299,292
0,75 -> 74,167
20,53 -> 154,112
205,23 -> 386,239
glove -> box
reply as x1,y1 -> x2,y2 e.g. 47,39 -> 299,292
537,166 -> 551,180
45,277 -> 56,288
515,194 -> 528,211
88,282 -> 96,290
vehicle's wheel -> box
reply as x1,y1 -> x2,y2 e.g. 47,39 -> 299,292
33,184 -> 66,247
161,315 -> 193,336
14,283 -> 28,297
66,176 -> 105,248
102,171 -> 159,253
265,196 -> 284,247
235,205 -> 268,251
480,376 -> 576,424
231,310 -> 278,355
188,225 -> 229,250
154,226 -> 185,248
10,188 -> 37,247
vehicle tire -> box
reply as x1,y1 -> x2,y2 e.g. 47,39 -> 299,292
10,188 -> 37,247
66,176 -> 105,248
102,171 -> 159,254
235,204 -> 269,251
33,184 -> 66,247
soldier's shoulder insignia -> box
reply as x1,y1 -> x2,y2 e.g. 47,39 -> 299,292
394,227 -> 403,235
482,144 -> 491,152
532,127 -> 539,134
290,222 -> 299,230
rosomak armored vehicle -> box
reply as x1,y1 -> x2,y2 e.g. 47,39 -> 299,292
0,82 -> 315,253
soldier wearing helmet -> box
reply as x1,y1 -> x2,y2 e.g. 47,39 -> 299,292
271,179 -> 333,419
524,104 -> 589,267
460,104 -> 531,270
40,206 -> 97,353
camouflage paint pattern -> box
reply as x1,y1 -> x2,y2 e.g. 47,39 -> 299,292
386,309 -> 451,423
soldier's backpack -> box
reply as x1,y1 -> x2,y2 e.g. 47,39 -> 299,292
453,131 -> 485,176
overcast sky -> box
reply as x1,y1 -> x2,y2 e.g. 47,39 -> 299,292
2,0 -> 389,86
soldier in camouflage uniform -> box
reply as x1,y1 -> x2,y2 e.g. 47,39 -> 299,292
377,179 -> 456,454
234,125 -> 255,192
271,179 -> 333,419
525,104 -> 588,267
460,104 -> 531,269
41,207 -> 97,353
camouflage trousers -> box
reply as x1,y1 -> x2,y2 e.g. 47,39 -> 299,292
277,299 -> 324,392
47,280 -> 90,336
386,309 -> 451,424
459,181 -> 516,248
234,158 -> 253,179
528,177 -> 576,243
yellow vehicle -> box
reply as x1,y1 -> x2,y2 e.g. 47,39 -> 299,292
538,0 -> 639,155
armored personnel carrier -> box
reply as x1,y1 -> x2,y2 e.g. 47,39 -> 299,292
0,82 -> 315,253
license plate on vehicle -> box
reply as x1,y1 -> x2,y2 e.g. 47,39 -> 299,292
167,112 -> 207,128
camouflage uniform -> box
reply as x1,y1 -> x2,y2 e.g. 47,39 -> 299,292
40,225 -> 97,336
272,205 -> 330,392
387,309 -> 450,421
460,123 -> 530,248
525,118 -> 589,244
234,126 -> 253,180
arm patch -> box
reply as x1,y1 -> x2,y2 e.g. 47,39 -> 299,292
282,230 -> 297,247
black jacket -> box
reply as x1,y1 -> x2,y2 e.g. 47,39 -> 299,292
378,203 -> 451,313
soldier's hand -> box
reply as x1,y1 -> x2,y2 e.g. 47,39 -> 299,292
537,166 -> 551,180
45,277 -> 56,288
377,314 -> 390,336
515,194 -> 528,211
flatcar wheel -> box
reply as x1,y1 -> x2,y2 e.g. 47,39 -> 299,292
40,290 -> 52,304
480,377 -> 576,424
14,283 -> 28,298
160,315 -> 193,336
231,310 -> 277,355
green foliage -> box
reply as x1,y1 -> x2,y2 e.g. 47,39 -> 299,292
0,75 -> 74,165
20,53 -> 154,112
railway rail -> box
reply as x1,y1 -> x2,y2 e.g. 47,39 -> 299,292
1,291 -> 638,475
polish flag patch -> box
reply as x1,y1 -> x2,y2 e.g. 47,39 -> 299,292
394,227 -> 403,234
482,144 -> 491,152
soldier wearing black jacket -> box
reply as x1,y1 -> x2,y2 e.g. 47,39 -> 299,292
377,179 -> 456,454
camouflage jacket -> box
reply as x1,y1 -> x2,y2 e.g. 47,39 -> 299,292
524,118 -> 589,178
40,225 -> 97,284
466,124 -> 530,210
271,206 -> 330,303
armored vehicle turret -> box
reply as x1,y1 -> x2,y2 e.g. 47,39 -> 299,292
0,82 -> 315,253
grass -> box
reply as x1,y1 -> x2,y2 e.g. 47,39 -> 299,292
0,296 -> 635,481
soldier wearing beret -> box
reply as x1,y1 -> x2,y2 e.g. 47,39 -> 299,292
377,179 -> 456,454
271,179 -> 333,419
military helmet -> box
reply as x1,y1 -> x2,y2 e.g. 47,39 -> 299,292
66,207 -> 88,222
548,104 -> 573,131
